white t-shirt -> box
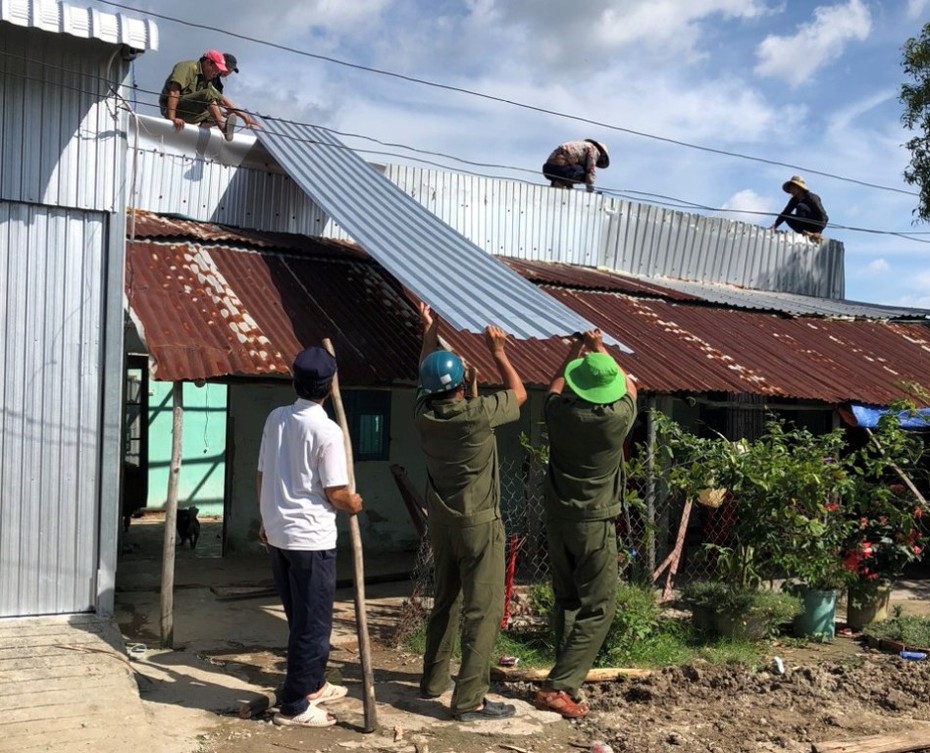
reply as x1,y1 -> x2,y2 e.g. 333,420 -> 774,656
258,399 -> 348,551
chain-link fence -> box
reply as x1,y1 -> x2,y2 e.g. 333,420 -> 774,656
395,447 -> 738,640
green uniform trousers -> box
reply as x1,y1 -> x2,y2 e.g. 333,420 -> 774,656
545,518 -> 618,695
421,519 -> 504,714
160,86 -> 224,124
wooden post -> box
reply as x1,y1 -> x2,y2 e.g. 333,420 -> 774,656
160,381 -> 183,649
645,398 -> 657,574
322,338 -> 377,733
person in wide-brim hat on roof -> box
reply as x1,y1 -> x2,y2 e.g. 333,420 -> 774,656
542,139 -> 610,192
770,174 -> 829,239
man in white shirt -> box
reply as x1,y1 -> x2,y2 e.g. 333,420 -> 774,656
258,347 -> 363,728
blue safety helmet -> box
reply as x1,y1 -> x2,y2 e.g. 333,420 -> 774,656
419,350 -> 465,394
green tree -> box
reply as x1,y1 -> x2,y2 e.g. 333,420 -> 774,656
901,21 -> 930,222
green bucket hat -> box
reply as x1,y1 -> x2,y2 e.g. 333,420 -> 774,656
564,352 -> 627,404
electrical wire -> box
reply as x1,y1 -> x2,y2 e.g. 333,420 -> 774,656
4,50 -> 930,243
93,0 -> 918,198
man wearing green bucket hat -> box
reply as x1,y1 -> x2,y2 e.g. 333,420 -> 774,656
533,329 -> 637,719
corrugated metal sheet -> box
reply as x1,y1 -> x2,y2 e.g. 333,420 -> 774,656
643,276 -> 930,320
0,0 -> 157,49
0,203 -> 103,616
441,289 -> 930,404
0,24 -> 128,210
253,118 -> 624,346
126,212 -> 930,407
128,116 -> 845,301
126,213 -> 421,383
384,165 -> 846,298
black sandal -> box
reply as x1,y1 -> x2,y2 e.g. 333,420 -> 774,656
454,698 -> 516,722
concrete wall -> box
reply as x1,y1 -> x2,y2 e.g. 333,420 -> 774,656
225,382 -> 533,555
147,381 -> 228,517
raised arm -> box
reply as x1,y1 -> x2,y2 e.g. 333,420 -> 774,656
584,329 -> 638,401
484,325 -> 527,406
418,302 -> 440,364
548,335 -> 585,395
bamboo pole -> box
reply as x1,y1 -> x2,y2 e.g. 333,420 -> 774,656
322,339 -> 377,733
159,381 -> 183,649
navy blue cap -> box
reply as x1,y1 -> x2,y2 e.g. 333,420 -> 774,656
293,347 -> 336,382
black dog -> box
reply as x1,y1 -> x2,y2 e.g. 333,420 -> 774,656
176,506 -> 200,549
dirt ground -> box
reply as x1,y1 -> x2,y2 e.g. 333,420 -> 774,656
116,517 -> 930,753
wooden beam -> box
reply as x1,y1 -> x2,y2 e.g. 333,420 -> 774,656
159,381 -> 183,649
813,730 -> 930,753
491,666 -> 651,683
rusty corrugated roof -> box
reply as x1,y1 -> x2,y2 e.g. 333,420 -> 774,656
126,211 -> 930,405
126,212 -> 420,384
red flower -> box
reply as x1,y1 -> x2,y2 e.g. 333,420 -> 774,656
826,502 -> 840,513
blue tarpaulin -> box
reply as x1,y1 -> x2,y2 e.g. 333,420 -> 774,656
849,404 -> 930,429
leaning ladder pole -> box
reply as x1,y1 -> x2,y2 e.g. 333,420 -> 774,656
322,338 -> 378,733
160,381 -> 183,648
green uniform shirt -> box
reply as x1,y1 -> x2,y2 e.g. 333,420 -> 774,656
415,388 -> 520,527
159,60 -> 211,112
543,392 -> 637,521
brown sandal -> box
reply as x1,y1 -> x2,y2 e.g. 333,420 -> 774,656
533,689 -> 588,719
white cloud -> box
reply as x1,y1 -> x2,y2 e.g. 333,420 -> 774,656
907,0 -> 930,20
718,189 -> 772,222
754,0 -> 871,87
865,258 -> 890,273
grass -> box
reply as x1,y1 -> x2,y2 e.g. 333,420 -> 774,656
863,606 -> 930,648
402,582 -> 770,671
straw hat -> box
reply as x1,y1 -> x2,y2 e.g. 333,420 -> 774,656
782,175 -> 808,193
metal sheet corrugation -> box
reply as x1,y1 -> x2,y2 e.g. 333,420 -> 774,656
449,288 -> 930,403
0,26 -> 128,210
126,225 -> 421,383
252,119 -> 628,347
0,0 -> 157,49
0,203 -> 103,616
644,276 -> 930,320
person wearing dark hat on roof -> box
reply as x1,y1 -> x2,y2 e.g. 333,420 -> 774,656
209,53 -> 260,130
770,175 -> 828,239
414,302 -> 527,722
159,50 -> 256,140
533,329 -> 637,720
542,139 -> 610,192
257,346 -> 363,728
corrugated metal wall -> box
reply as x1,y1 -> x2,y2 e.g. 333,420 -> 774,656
0,23 -> 132,616
0,203 -> 104,616
129,117 -> 843,299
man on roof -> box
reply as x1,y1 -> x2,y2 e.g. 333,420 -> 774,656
770,175 -> 828,240
159,50 -> 253,140
542,139 -> 610,192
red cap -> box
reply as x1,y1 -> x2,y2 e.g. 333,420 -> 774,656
202,50 -> 228,73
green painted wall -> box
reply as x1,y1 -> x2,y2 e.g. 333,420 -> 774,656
148,381 -> 228,517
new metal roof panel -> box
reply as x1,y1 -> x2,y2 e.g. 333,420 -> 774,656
0,0 -> 158,49
649,276 -> 930,320
254,118 -> 630,350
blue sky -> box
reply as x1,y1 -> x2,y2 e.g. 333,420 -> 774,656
95,0 -> 930,308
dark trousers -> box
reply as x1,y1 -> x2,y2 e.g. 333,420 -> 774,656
545,519 -> 618,695
782,202 -> 826,234
421,519 -> 504,714
268,545 -> 336,716
542,161 -> 586,186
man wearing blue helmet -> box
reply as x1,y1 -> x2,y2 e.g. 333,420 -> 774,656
414,302 -> 527,722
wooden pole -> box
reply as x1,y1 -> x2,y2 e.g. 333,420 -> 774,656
322,338 -> 377,733
160,381 -> 183,649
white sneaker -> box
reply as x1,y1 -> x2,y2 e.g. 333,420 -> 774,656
273,704 -> 336,727
223,112 -> 238,141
